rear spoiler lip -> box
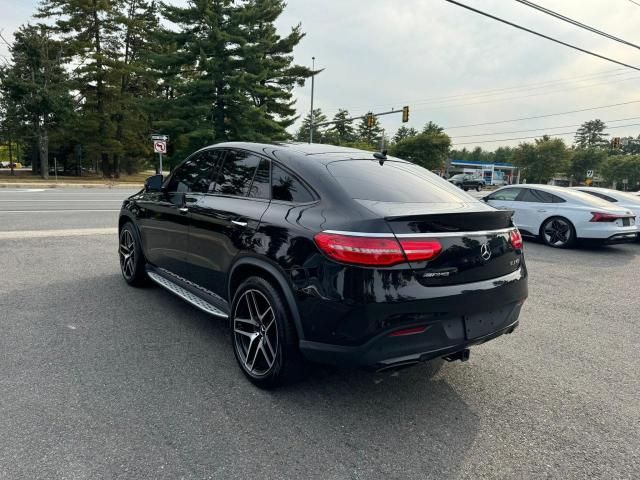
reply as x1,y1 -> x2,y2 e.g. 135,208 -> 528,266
321,227 -> 518,239
383,209 -> 515,221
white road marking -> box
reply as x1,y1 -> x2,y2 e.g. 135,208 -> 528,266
0,209 -> 120,213
0,199 -> 124,202
0,198 -> 122,203
0,228 -> 118,239
0,189 -> 48,193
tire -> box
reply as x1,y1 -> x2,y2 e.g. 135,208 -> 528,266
540,216 -> 576,248
476,185 -> 482,192
230,276 -> 304,388
119,222 -> 149,286
463,187 -> 469,191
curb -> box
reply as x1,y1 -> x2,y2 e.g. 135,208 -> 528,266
0,182 -> 141,189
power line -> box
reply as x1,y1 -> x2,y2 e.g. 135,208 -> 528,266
452,122 -> 640,145
515,0 -> 640,50
450,116 -> 640,138
411,74 -> 640,112
324,68 -> 631,114
444,99 -> 640,129
628,0 -> 640,7
444,0 -> 640,72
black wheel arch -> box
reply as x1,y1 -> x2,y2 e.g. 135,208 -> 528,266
118,213 -> 146,257
227,256 -> 305,341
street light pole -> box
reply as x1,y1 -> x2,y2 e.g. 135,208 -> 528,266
309,56 -> 315,144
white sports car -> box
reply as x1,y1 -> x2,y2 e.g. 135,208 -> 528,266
485,184 -> 638,248
573,186 -> 640,218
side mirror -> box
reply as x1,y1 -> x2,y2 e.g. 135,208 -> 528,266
144,174 -> 164,192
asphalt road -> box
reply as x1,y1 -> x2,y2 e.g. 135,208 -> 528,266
1,188 -> 639,479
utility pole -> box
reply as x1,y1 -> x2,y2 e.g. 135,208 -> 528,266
309,57 -> 316,143
309,56 -> 315,144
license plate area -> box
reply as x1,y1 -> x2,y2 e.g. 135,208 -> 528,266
463,305 -> 513,340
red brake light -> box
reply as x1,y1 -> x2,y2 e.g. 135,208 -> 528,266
509,229 -> 523,249
313,233 -> 442,266
590,212 -> 632,222
398,239 -> 442,262
314,233 -> 405,266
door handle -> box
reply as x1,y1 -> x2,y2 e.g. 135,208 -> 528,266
179,207 -> 189,214
537,209 -> 547,213
231,219 -> 248,227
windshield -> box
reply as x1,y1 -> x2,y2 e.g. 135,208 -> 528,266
327,159 -> 479,203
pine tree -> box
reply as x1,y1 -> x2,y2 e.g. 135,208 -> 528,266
356,112 -> 383,147
0,24 -> 73,179
574,119 -> 609,148
393,125 -> 417,143
152,0 -> 313,162
38,0 -> 121,176
112,0 -> 161,176
295,108 -> 327,142
422,121 -> 444,134
328,109 -> 355,144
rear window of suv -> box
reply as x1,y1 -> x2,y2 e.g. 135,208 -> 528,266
327,159 -> 474,203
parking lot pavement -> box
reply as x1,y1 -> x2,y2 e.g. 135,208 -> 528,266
0,191 -> 639,479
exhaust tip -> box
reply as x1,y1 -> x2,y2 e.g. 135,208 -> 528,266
443,348 -> 470,363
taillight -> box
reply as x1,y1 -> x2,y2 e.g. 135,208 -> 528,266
590,212 -> 632,222
313,233 -> 442,266
314,233 -> 405,266
509,229 -> 523,249
397,239 -> 442,262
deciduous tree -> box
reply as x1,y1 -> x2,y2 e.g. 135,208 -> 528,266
389,131 -> 451,170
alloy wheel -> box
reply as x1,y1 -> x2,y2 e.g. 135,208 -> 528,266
543,218 -> 571,247
233,289 -> 278,377
119,229 -> 136,279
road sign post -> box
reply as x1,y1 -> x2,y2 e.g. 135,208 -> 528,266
151,134 -> 169,174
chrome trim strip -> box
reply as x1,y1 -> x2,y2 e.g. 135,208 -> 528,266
322,227 -> 515,238
322,230 -> 395,237
395,227 -> 514,238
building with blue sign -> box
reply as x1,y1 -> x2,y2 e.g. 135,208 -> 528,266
448,160 -> 520,186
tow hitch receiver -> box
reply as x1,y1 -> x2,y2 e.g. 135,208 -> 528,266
444,349 -> 470,363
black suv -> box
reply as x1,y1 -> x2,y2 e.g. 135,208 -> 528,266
448,174 -> 485,191
119,142 -> 527,387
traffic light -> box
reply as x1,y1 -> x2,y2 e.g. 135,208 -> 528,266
402,106 -> 409,123
612,137 -> 621,149
366,113 -> 374,128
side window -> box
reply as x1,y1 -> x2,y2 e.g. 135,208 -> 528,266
519,188 -> 555,203
488,188 -> 521,201
247,159 -> 270,200
167,150 -> 222,194
551,194 -> 566,203
272,164 -> 314,203
212,150 -> 261,196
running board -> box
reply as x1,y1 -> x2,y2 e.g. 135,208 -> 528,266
147,271 -> 228,318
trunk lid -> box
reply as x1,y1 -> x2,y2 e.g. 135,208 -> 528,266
376,205 -> 522,286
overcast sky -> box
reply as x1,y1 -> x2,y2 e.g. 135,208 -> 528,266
2,0 -> 639,150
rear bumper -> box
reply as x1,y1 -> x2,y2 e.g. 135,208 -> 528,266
300,308 -> 521,370
583,232 -> 638,244
296,267 -> 528,369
